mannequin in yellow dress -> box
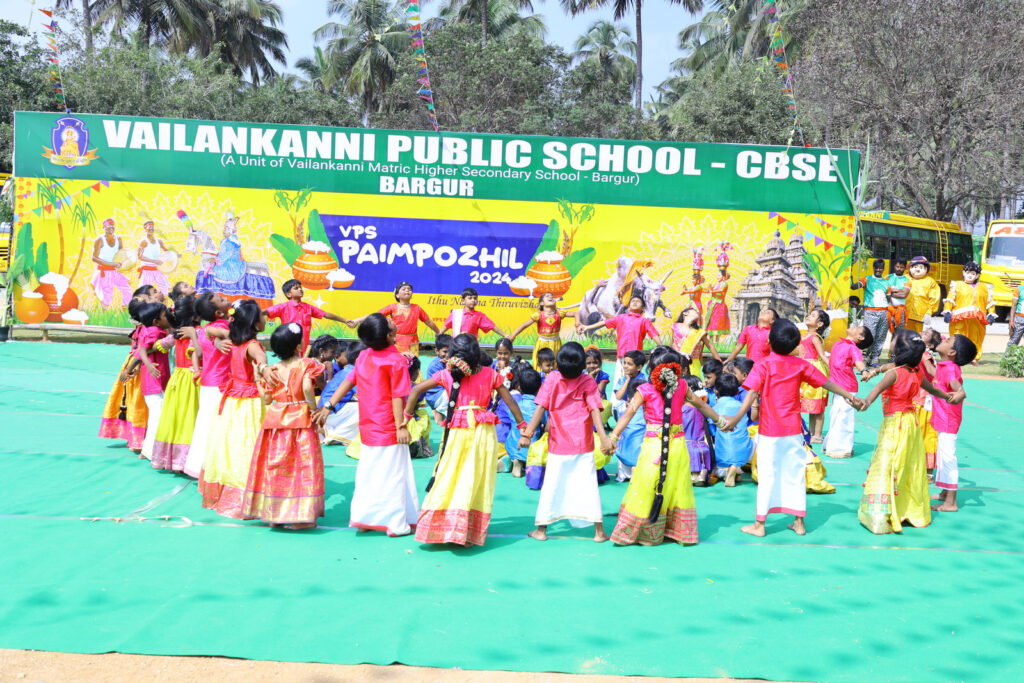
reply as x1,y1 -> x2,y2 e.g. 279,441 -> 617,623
942,261 -> 993,362
905,256 -> 940,333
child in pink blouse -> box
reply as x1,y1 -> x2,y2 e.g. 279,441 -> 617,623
822,325 -> 874,459
265,279 -> 351,353
134,302 -> 173,460
402,334 -> 526,547
441,287 -> 508,340
519,342 -> 615,542
314,313 -> 420,536
726,320 -> 864,536
931,334 -> 974,512
577,296 -> 660,390
725,308 -> 777,364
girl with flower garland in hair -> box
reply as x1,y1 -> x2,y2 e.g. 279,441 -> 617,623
151,295 -> 202,472
314,314 -> 421,535
198,300 -> 278,519
855,330 -> 961,534
99,286 -> 162,452
350,281 -> 440,355
134,301 -> 174,460
402,334 -> 527,547
608,346 -> 730,546
243,323 -> 326,529
519,342 -> 614,542
798,309 -> 830,444
510,292 -> 577,367
183,291 -> 233,478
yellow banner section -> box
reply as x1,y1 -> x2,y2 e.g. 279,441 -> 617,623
10,176 -> 854,349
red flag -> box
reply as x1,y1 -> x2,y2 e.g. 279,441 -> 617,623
39,9 -> 53,17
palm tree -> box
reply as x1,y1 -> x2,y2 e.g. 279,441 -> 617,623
675,0 -> 807,75
295,46 -> 336,94
199,0 -> 288,85
315,0 -> 409,120
431,0 -> 546,42
562,0 -> 693,110
572,20 -> 636,89
93,0 -> 213,48
55,0 -> 95,53
438,0 -> 541,45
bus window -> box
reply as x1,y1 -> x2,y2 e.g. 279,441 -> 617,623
985,230 -> 1024,266
950,233 -> 973,264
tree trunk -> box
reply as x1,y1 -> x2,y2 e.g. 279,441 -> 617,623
81,0 -> 93,53
634,1 -> 642,110
481,0 -> 488,47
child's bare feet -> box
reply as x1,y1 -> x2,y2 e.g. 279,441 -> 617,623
930,491 -> 946,500
788,518 -> 806,535
511,460 -> 524,478
741,522 -> 765,537
528,528 -> 547,541
725,465 -> 739,487
593,530 -> 609,542
284,522 -> 317,530
932,502 -> 958,512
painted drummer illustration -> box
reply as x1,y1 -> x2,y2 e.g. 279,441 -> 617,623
90,218 -> 135,307
136,220 -> 178,296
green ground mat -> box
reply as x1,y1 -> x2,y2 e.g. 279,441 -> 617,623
1,341 -> 1022,681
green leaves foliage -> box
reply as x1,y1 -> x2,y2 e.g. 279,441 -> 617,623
269,234 -> 304,266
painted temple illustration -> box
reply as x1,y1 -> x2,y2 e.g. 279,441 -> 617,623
729,230 -> 818,329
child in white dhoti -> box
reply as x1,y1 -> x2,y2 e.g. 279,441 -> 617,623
520,343 -> 615,542
931,334 -> 974,512
314,314 -> 419,537
725,320 -> 864,536
822,325 -> 874,458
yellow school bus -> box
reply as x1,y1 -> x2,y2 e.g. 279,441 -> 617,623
852,212 -> 973,305
979,220 -> 1024,318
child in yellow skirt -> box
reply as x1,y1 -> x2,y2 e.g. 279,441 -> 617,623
510,292 -> 576,367
198,300 -> 277,519
403,334 -> 526,547
609,346 -> 729,546
799,309 -> 830,443
519,343 -> 614,541
99,287 -> 162,452
856,331 -> 958,534
151,295 -> 202,472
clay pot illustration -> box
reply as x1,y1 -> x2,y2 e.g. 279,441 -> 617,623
509,276 -> 538,297
35,275 -> 80,323
291,243 -> 338,290
14,292 -> 50,324
525,252 -> 572,298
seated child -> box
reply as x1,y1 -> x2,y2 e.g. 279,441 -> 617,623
536,347 -> 556,378
682,374 -> 713,486
319,341 -> 366,445
425,334 -> 452,425
709,373 -> 754,486
506,368 -> 545,478
702,358 -> 724,408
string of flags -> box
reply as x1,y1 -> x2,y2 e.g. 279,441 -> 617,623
405,0 -> 439,132
13,180 -> 110,221
763,0 -> 805,148
39,8 -> 71,114
768,211 -> 854,251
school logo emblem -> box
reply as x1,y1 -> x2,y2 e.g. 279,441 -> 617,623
42,116 -> 99,169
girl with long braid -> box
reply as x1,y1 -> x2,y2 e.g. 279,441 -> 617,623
402,334 -> 526,547
608,346 -> 730,546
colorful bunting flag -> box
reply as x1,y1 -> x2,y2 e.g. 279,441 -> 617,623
763,0 -> 806,147
405,0 -> 438,132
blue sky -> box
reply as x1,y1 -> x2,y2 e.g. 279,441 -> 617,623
1,0 -> 702,105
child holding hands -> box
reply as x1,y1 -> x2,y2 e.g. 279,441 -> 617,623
518,343 -> 614,542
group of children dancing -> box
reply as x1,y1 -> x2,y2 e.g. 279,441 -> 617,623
98,276 -> 976,547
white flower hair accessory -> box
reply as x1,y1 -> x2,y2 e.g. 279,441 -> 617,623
288,322 -> 302,334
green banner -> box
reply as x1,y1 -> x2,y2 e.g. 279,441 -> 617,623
14,111 -> 859,214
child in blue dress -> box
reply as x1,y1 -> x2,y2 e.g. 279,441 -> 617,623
612,350 -> 647,482
710,373 -> 755,486
506,368 -> 545,478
